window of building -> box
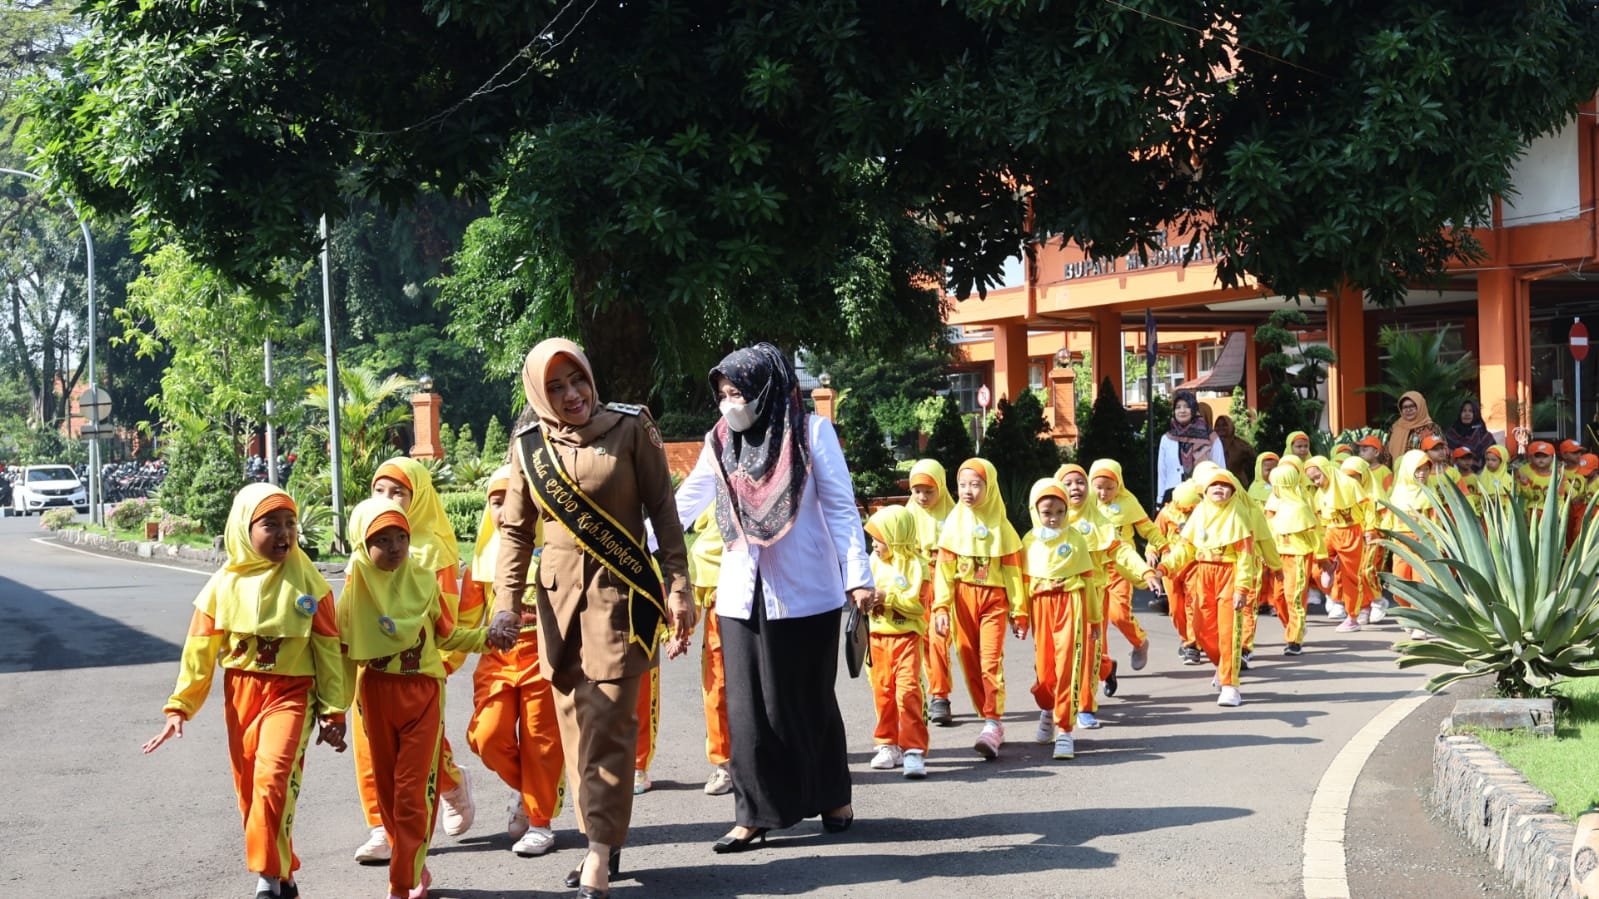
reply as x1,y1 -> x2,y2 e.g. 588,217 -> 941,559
1028,363 -> 1045,391
948,371 -> 981,413
1197,341 -> 1222,376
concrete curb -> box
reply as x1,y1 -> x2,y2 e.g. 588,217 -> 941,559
49,526 -> 346,575
1433,731 -> 1578,899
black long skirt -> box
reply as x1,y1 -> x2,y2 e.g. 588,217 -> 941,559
719,580 -> 852,830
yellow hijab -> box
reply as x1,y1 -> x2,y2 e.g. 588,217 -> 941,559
1307,456 -> 1359,513
1087,458 -> 1151,527
1057,463 -> 1118,552
866,505 -> 925,596
1248,452 -> 1279,504
1387,450 -> 1433,518
373,456 -> 460,575
469,465 -> 515,585
1180,469 -> 1255,550
938,458 -> 1023,557
200,484 -> 331,639
1265,465 -> 1318,535
1024,478 -> 1093,581
1478,445 -> 1514,497
905,458 -> 954,553
1283,431 -> 1312,459
1340,456 -> 1379,503
338,497 -> 442,661
1170,480 -> 1202,512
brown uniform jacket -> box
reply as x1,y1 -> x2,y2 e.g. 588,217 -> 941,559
494,407 -> 689,688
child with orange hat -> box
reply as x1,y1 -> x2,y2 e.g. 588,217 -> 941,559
1305,457 -> 1376,632
1449,447 -> 1482,514
931,458 -> 1026,758
1356,435 -> 1393,493
864,505 -> 931,778
143,485 -> 350,899
1086,459 -> 1160,672
1022,478 -> 1097,759
1516,439 -> 1560,505
904,460 -> 958,726
1264,464 -> 1319,654
1559,438 -> 1585,467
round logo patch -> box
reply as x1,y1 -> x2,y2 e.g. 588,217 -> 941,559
1108,503 -> 1121,515
974,524 -> 990,539
895,575 -> 909,589
294,594 -> 318,616
1056,544 -> 1072,557
378,615 -> 397,636
646,423 -> 664,449
1077,521 -> 1093,534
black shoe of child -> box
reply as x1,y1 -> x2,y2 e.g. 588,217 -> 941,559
929,697 -> 954,726
1103,661 -> 1119,697
1284,642 -> 1303,656
1181,645 -> 1202,665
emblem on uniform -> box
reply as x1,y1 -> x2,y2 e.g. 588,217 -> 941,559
895,575 -> 909,589
1056,544 -> 1071,557
646,422 -> 664,449
1078,521 -> 1093,534
295,594 -> 317,616
974,524 -> 990,539
594,446 -> 607,456
1108,503 -> 1120,515
378,615 -> 397,636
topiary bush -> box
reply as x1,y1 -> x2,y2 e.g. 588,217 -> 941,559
837,395 -> 899,500
981,390 -> 1062,533
40,508 -> 75,531
480,416 -> 509,464
440,491 -> 487,544
110,498 -> 154,531
919,394 -> 973,491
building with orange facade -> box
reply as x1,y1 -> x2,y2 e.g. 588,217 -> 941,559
946,102 -> 1599,442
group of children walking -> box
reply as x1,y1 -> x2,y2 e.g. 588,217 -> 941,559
146,427 -> 1596,899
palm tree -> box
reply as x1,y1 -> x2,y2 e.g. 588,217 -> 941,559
303,364 -> 417,514
1361,325 -> 1478,431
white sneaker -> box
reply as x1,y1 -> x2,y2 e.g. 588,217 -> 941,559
870,744 -> 904,770
633,768 -> 652,794
439,768 -> 475,837
1326,600 -> 1346,620
1370,599 -> 1388,624
1356,609 -> 1370,626
1052,732 -> 1076,760
1034,710 -> 1054,744
511,825 -> 555,857
1217,686 -> 1243,707
1075,711 -> 1102,729
507,796 -> 530,840
354,825 -> 391,863
902,750 -> 927,779
704,764 -> 733,796
973,721 -> 1003,759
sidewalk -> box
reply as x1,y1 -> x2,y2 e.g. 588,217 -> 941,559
1344,684 -> 1517,898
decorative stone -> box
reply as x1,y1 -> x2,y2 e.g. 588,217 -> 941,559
1451,698 -> 1557,736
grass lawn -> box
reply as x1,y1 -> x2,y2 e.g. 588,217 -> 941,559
1471,676 -> 1599,819
77,522 -> 215,551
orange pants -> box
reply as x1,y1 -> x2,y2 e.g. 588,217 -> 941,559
1390,551 -> 1419,605
468,632 -> 565,828
1190,562 -> 1246,688
222,670 -> 314,880
699,608 -> 731,766
1242,575 -> 1264,652
1163,568 -> 1195,647
352,677 -> 461,828
1268,555 -> 1309,645
635,665 -> 660,771
1324,523 -> 1369,617
1104,570 -> 1149,652
1030,590 -> 1093,733
869,631 -> 928,751
921,582 -> 953,700
359,670 -> 444,895
950,581 -> 1009,720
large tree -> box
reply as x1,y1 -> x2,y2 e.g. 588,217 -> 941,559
24,1 -> 1599,395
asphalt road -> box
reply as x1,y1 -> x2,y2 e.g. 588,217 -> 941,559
0,513 -> 1501,898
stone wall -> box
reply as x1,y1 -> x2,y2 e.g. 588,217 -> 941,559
1433,732 -> 1579,899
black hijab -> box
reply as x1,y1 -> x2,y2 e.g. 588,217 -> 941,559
707,343 -> 810,546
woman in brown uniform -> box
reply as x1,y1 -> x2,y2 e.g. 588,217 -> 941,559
493,338 -> 694,899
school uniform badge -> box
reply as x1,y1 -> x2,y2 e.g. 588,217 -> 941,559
974,524 -> 990,539
894,575 -> 909,589
294,594 -> 318,616
378,615 -> 397,636
1056,544 -> 1072,557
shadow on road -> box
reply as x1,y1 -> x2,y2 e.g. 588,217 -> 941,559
0,574 -> 181,673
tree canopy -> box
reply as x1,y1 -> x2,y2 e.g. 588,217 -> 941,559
24,0 -> 1599,393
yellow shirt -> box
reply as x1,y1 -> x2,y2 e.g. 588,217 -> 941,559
868,553 -> 927,636
932,549 -> 1027,619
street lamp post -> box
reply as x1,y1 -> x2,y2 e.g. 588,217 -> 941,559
1,167 -> 102,525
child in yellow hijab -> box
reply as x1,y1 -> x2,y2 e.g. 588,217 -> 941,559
1284,431 -> 1313,462
1265,465 -> 1321,655
356,456 -> 478,855
1056,463 -> 1162,726
1477,444 -> 1514,501
689,508 -> 733,795
341,497 -> 502,899
1163,469 -> 1259,707
1341,456 -> 1393,624
1248,452 -> 1280,505
1021,478 -> 1096,760
1154,480 -> 1203,663
1306,456 -> 1375,633
865,505 -> 930,778
905,459 -> 957,726
143,485 -> 349,899
463,466 -> 566,857
932,458 -> 1025,759
1087,459 -> 1160,672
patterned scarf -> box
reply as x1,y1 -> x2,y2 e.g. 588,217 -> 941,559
708,343 -> 810,547
1168,390 -> 1214,475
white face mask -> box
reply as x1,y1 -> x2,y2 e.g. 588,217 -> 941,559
720,399 -> 758,432
1037,526 -> 1061,541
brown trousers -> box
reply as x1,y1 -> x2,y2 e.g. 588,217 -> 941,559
552,670 -> 643,846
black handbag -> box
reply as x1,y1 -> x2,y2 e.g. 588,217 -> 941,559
843,603 -> 869,678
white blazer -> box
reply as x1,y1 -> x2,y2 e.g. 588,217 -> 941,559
674,414 -> 874,620
1157,432 -> 1226,502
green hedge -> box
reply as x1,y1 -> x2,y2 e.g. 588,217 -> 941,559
441,491 -> 487,543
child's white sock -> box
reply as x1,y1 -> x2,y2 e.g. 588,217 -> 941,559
256,875 -> 280,895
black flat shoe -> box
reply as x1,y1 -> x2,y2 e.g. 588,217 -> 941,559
822,814 -> 854,834
280,882 -> 298,899
1103,660 -> 1119,697
577,887 -> 609,899
564,847 -> 620,889
712,827 -> 769,853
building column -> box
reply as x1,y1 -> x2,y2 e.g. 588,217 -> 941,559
992,322 -> 1031,403
1477,269 -> 1531,437
409,391 -> 443,459
1243,326 -> 1261,411
1325,285 -> 1368,432
1090,307 -> 1123,401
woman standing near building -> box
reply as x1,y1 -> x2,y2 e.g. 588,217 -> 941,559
672,343 -> 872,853
1386,391 -> 1438,462
1445,398 -> 1496,464
1158,390 -> 1225,502
494,338 -> 694,899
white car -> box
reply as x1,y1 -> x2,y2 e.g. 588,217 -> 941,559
12,465 -> 88,516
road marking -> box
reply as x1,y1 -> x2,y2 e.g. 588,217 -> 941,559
30,537 -> 347,581
1302,688 -> 1432,898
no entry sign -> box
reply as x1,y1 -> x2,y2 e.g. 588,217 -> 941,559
1572,319 -> 1589,361
977,384 -> 992,408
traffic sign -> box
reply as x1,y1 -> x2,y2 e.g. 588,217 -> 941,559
1572,319 -> 1589,361
79,423 -> 113,439
78,387 -> 112,422
977,384 -> 991,408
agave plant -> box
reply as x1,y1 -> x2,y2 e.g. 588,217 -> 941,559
1380,473 -> 1599,697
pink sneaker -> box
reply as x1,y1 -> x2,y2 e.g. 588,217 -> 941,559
1335,618 -> 1361,632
